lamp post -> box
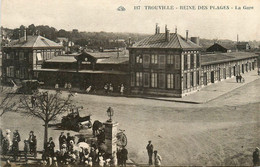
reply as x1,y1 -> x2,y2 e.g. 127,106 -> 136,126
106,107 -> 114,122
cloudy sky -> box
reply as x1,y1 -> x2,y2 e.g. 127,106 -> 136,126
1,0 -> 260,41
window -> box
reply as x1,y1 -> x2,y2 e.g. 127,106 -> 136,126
175,74 -> 180,90
20,67 -> 25,79
136,72 -> 143,86
167,55 -> 174,64
159,74 -> 165,88
183,73 -> 187,89
190,54 -> 194,69
197,71 -> 200,85
190,72 -> 194,87
144,73 -> 150,87
6,67 -> 10,77
167,74 -> 174,89
47,51 -> 51,59
19,52 -> 25,61
36,52 -> 43,61
151,73 -> 157,88
130,72 -> 135,86
16,70 -> 20,78
51,52 -> 55,58
175,55 -> 180,69
136,55 -> 143,64
184,55 -> 188,70
151,55 -> 158,64
6,53 -> 10,59
196,54 -> 200,67
9,66 -> 14,77
143,54 -> 150,67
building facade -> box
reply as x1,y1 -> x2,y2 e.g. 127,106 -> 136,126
36,51 -> 129,91
128,26 -> 202,97
1,35 -> 63,84
201,52 -> 258,85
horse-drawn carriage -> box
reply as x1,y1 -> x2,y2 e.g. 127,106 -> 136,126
16,80 -> 44,94
61,107 -> 92,132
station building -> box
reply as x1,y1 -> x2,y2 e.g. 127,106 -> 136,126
128,25 -> 258,97
201,52 -> 257,86
1,33 -> 63,84
35,51 -> 129,91
128,25 -> 202,97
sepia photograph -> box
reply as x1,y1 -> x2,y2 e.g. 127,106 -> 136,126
0,0 -> 260,166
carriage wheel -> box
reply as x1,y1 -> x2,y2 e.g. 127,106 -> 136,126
117,133 -> 127,147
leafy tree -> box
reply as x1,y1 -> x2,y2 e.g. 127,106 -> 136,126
19,91 -> 73,146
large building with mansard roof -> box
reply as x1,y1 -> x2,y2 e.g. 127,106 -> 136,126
128,25 -> 202,97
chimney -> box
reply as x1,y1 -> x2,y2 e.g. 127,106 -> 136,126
175,26 -> 177,33
191,37 -> 200,45
165,25 -> 170,42
128,37 -> 131,46
155,23 -> 160,34
186,30 -> 189,41
237,34 -> 239,43
24,29 -> 27,41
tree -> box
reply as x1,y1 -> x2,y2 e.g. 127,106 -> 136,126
0,86 -> 18,117
19,91 -> 73,147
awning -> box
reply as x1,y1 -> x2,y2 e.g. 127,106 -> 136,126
33,68 -> 128,75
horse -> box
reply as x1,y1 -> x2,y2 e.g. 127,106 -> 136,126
92,120 -> 103,137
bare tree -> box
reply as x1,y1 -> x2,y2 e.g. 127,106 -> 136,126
18,91 -> 73,147
0,86 -> 18,117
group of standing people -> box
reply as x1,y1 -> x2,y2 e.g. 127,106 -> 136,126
1,129 -> 37,162
146,140 -> 162,167
104,83 -> 125,95
236,74 -> 244,83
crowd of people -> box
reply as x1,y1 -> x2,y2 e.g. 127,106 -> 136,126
0,127 -> 129,167
41,130 -> 129,167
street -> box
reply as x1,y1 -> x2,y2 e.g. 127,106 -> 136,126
1,78 -> 260,166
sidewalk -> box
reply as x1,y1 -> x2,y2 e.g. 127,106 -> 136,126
143,70 -> 260,104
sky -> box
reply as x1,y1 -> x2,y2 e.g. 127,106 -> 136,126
1,0 -> 260,41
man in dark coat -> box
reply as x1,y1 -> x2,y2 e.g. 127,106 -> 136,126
59,132 -> 66,150
121,146 -> 128,167
32,135 -> 37,158
28,131 -> 35,154
47,137 -> 55,157
146,140 -> 153,165
12,130 -> 21,161
253,147 -> 259,166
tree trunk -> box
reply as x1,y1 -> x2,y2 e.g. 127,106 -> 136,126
44,122 -> 49,149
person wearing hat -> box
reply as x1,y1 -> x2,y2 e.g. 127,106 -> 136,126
59,132 -> 67,150
24,140 -> 30,163
121,146 -> 128,167
47,137 -> 55,157
28,131 -> 35,154
154,150 -> 162,167
146,140 -> 154,165
12,130 -> 21,161
253,147 -> 259,166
